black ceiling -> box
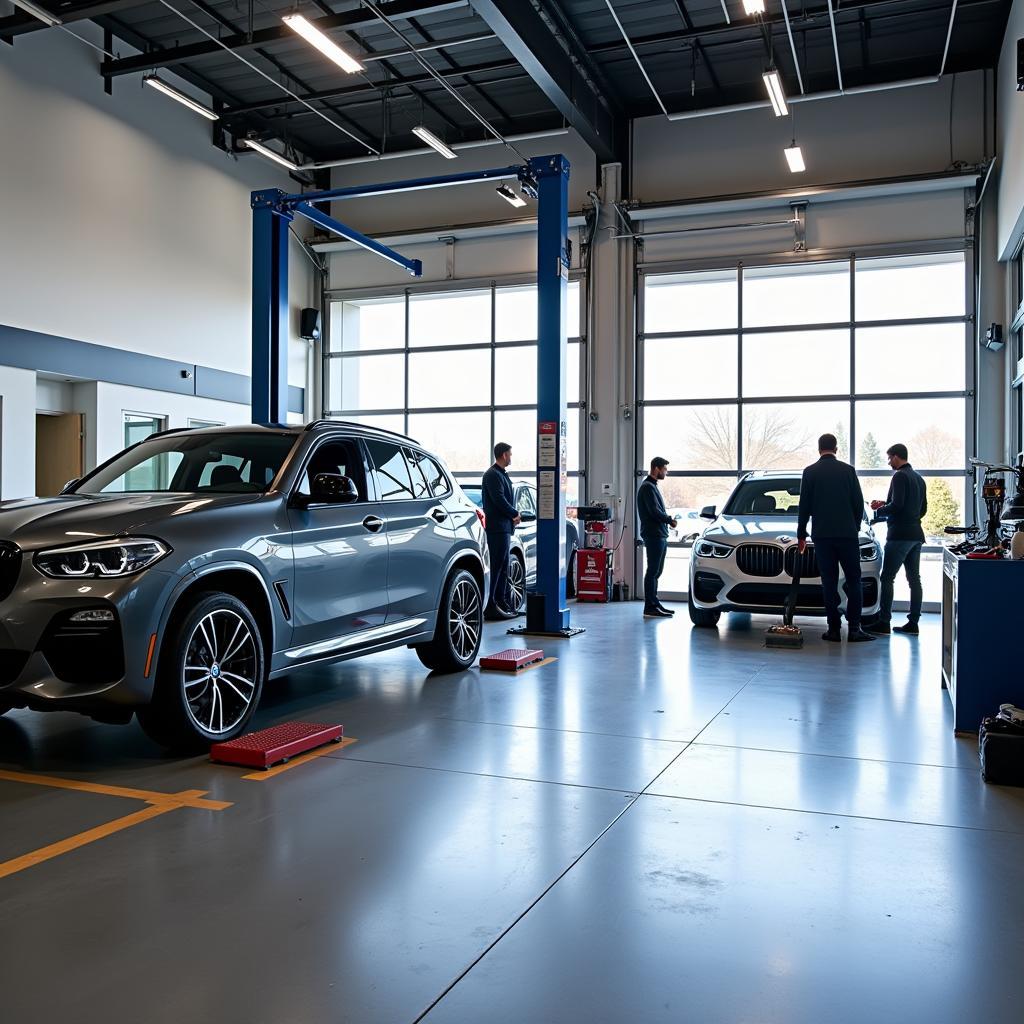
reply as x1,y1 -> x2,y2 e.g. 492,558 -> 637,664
0,0 -> 1012,167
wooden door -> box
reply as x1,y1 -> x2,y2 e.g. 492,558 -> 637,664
36,413 -> 84,496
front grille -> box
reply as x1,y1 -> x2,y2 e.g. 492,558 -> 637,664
784,546 -> 820,580
39,610 -> 125,686
736,543 -> 784,577
0,543 -> 22,603
0,650 -> 30,686
727,583 -> 828,609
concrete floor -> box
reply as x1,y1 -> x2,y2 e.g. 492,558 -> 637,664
2,604 -> 1024,1023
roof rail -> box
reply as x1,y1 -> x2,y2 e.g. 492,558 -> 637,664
304,418 -> 418,445
147,426 -> 193,440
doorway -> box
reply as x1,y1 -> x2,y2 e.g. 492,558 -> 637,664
36,413 -> 84,496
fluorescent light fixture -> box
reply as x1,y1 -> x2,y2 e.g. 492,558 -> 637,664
762,69 -> 789,117
496,184 -> 527,208
411,125 -> 458,160
282,14 -> 363,74
784,144 -> 806,173
241,138 -> 299,171
742,0 -> 766,14
144,75 -> 219,121
11,0 -> 61,25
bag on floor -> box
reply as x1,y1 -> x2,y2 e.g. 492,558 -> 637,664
979,706 -> 1024,786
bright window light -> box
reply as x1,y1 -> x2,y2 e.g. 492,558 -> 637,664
784,144 -> 806,173
762,69 -> 788,117
11,0 -> 61,26
496,184 -> 527,208
282,14 -> 363,74
241,138 -> 299,171
742,0 -> 766,14
144,75 -> 219,121
412,126 -> 458,160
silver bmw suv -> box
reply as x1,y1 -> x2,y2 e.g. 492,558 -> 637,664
688,471 -> 882,627
0,422 -> 488,747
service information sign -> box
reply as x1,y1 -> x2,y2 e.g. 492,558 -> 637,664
538,420 -> 558,468
538,470 -> 556,519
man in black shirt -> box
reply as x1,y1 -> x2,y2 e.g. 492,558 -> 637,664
637,457 -> 678,618
866,443 -> 928,637
797,433 -> 874,643
481,442 -> 521,619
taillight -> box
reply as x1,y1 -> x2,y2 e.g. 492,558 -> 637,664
475,508 -> 486,530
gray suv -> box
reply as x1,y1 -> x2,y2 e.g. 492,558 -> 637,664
0,423 -> 489,747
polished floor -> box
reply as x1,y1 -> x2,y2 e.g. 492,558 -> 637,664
2,605 -> 1023,1023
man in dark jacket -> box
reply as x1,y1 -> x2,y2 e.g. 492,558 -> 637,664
482,442 -> 521,619
866,443 -> 928,637
637,457 -> 678,618
797,433 -> 874,643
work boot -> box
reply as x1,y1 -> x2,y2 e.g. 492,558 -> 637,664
821,628 -> 842,642
865,621 -> 891,635
893,622 -> 919,635
847,628 -> 876,643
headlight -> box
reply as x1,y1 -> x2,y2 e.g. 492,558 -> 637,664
859,543 -> 878,561
694,539 -> 732,559
34,538 -> 170,579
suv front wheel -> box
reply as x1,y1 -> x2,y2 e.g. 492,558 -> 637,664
688,591 -> 721,627
415,569 -> 483,672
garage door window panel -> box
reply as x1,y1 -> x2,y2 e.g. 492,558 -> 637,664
407,412 -> 491,473
743,401 -> 850,471
643,405 -> 739,471
410,290 -> 491,348
743,330 -> 849,398
743,262 -> 851,328
644,336 -> 738,401
332,354 -> 404,412
332,296 -> 405,353
855,253 -> 966,321
855,324 -> 966,393
644,270 -> 738,333
854,398 -> 966,470
408,349 -> 490,409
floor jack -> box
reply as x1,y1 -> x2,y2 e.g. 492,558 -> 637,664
765,553 -> 804,650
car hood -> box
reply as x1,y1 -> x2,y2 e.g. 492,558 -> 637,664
0,493 -> 263,551
701,515 -> 874,545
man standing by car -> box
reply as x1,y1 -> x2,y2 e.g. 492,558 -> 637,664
482,442 -> 520,619
797,433 -> 875,643
638,457 -> 678,618
866,443 -> 927,637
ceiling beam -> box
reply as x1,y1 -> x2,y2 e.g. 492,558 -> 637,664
100,0 -> 468,78
470,0 -> 623,162
0,0 -> 150,38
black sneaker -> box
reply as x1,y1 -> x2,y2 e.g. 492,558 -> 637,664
644,607 -> 672,618
847,629 -> 876,643
865,622 -> 891,635
821,629 -> 842,642
657,604 -> 676,615
893,622 -> 919,635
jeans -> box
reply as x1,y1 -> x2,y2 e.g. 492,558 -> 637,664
643,537 -> 668,609
813,537 -> 863,631
878,539 -> 923,624
486,530 -> 512,613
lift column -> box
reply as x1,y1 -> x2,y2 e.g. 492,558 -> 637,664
531,154 -> 572,634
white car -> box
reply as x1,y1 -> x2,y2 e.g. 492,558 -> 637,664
688,472 -> 882,627
667,507 -> 702,546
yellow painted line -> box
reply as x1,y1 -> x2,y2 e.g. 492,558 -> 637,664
0,769 -> 231,811
0,803 -> 177,880
241,736 -> 358,781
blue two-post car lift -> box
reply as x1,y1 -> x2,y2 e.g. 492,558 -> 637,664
250,154 -> 579,636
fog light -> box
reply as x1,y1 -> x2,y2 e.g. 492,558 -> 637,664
70,609 -> 115,623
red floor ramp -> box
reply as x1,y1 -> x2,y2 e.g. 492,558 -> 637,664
479,648 -> 545,672
210,722 -> 344,769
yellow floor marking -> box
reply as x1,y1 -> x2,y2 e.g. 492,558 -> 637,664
0,803 -> 178,880
0,769 -> 230,811
241,736 -> 358,781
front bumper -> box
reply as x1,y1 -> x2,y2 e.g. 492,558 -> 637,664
0,558 -> 185,716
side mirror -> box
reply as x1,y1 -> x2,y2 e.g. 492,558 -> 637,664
309,473 -> 359,505
700,505 -> 717,520
519,510 -> 537,523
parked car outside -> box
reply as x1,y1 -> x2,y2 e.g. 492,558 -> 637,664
667,507 -> 702,546
0,422 -> 488,747
461,480 -> 580,612
688,471 -> 882,626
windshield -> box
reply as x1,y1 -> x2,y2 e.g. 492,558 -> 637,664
724,479 -> 803,516
74,431 -> 299,495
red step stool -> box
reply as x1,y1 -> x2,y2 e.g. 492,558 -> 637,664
479,648 -> 545,672
210,721 -> 343,769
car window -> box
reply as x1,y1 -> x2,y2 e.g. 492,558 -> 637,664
409,451 -> 451,499
516,487 -> 536,515
295,438 -> 369,501
724,480 -> 802,516
366,439 -> 416,501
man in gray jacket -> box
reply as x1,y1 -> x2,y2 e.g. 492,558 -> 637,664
637,457 -> 678,618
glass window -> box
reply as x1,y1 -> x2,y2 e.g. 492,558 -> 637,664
657,475 -> 737,523
565,408 -> 580,474
366,439 -> 415,500
407,411 -> 491,472
123,414 -> 168,490
516,485 -> 536,515
742,401 -> 849,470
333,413 -> 406,435
568,341 -> 581,405
643,404 -> 739,471
743,330 -> 849,397
408,348 -> 490,409
854,324 -> 966,393
644,270 -> 738,333
854,398 -> 966,470
644,336 -> 738,401
495,281 -> 582,341
332,296 -> 405,352
743,262 -> 850,327
408,451 -> 450,498
409,289 -> 490,347
855,253 -> 965,321
124,413 -> 164,447
493,410 -> 538,473
495,346 -> 536,406
297,438 -> 368,500
331,354 -> 404,412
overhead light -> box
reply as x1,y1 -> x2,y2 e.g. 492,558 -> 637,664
144,75 -> 219,121
412,126 -> 458,160
762,69 -> 789,117
784,144 -> 806,173
241,138 -> 299,171
282,13 -> 363,74
11,0 -> 61,26
496,184 -> 527,208
742,0 -> 766,13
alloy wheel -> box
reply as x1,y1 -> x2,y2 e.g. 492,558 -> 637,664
507,556 -> 526,613
182,609 -> 258,735
448,578 -> 482,662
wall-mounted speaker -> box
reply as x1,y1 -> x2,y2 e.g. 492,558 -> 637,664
300,307 -> 321,341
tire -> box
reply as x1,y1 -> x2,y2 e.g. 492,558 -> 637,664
415,569 -> 483,673
566,543 -> 579,598
507,554 -> 526,614
688,591 -> 721,627
137,592 -> 265,750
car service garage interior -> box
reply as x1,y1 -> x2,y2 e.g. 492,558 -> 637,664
2,1 -> 1024,1021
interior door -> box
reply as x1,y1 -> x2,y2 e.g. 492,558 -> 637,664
35,413 -> 84,496
286,436 -> 389,649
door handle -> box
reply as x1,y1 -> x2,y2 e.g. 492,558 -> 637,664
362,515 -> 384,533
430,508 -> 448,523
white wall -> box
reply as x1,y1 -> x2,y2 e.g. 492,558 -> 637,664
0,25 -> 314,384
0,367 -> 37,499
997,0 -> 1024,259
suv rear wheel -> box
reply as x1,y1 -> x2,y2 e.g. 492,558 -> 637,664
138,593 -> 265,749
688,591 -> 721,627
416,569 -> 483,672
